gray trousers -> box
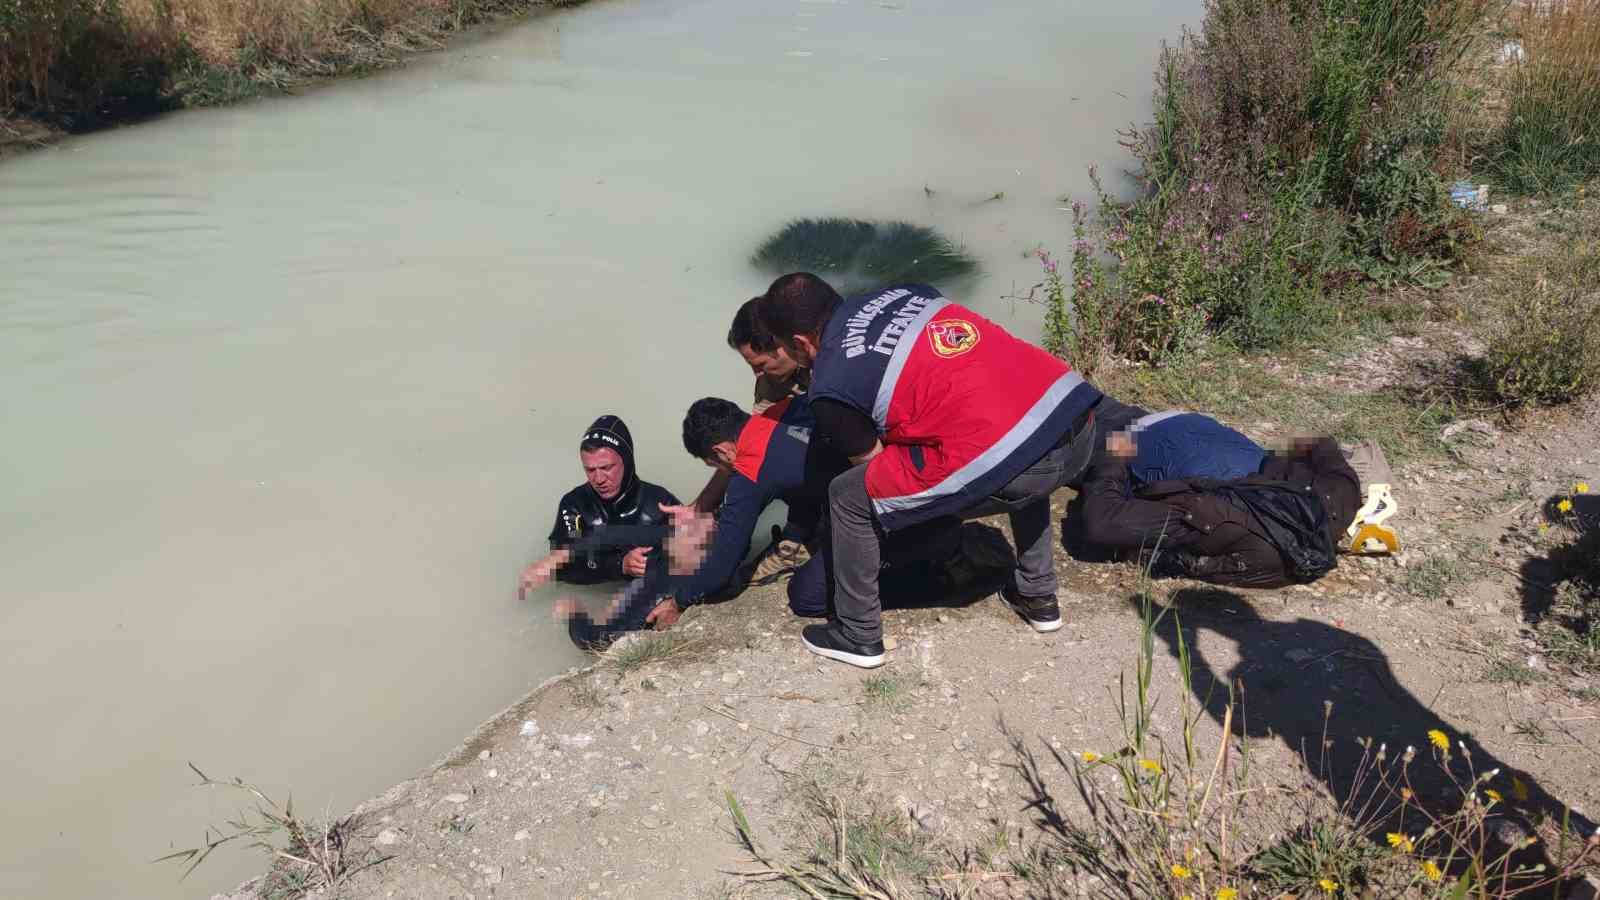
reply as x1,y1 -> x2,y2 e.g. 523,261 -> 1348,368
823,397 -> 1145,644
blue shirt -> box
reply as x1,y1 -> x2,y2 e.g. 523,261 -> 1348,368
1127,412 -> 1265,486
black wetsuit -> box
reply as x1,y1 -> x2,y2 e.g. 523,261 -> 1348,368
547,415 -> 681,585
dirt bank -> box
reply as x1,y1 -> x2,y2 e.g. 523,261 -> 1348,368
211,232 -> 1600,895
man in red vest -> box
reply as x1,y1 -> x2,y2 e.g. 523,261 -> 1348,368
758,273 -> 1144,667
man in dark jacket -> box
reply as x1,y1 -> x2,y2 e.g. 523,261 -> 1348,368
1078,426 -> 1361,588
677,396 -> 971,617
547,415 -> 681,585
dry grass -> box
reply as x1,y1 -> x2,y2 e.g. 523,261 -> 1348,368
0,0 -> 574,129
1498,0 -> 1600,192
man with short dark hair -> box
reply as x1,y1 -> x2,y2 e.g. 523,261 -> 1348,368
678,395 -> 970,617
688,299 -> 817,582
758,273 -> 1144,667
728,297 -> 811,413
676,395 -> 832,608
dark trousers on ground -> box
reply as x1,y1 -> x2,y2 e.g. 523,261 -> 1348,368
824,397 -> 1143,644
788,518 -> 962,618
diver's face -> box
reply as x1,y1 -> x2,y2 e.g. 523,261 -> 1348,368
738,343 -> 799,379
580,447 -> 625,500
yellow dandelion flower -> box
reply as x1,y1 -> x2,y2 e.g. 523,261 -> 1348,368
1422,860 -> 1443,882
1139,759 -> 1163,774
1387,832 -> 1415,853
1171,863 -> 1192,879
1217,890 -> 1239,900
1577,482 -> 1590,494
1081,751 -> 1100,763
1512,776 -> 1531,801
1427,729 -> 1450,751
1319,877 -> 1339,893
1539,523 -> 1550,533
1486,788 -> 1503,804
1558,498 -> 1574,514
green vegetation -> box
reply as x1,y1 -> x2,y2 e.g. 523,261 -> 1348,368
1481,201 -> 1600,407
859,670 -> 916,712
1533,484 -> 1600,676
1495,0 -> 1600,193
159,764 -> 385,899
751,218 -> 979,297
602,630 -> 703,678
0,0 -> 579,132
1042,0 -> 1486,367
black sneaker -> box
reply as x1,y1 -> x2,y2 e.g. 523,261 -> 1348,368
1001,583 -> 1063,633
801,622 -> 886,668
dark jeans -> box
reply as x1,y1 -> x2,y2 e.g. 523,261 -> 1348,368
565,559 -> 667,649
788,517 -> 962,618
822,396 -> 1147,644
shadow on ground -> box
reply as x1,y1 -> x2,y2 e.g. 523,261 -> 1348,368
1004,588 -> 1596,894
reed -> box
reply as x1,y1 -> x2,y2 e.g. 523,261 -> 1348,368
1497,0 -> 1600,193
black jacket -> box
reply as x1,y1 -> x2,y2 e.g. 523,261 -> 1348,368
547,415 -> 681,584
1078,437 -> 1360,588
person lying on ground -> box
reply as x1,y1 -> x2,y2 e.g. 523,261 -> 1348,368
1078,430 -> 1361,588
686,299 -> 816,582
757,273 -> 1147,668
548,415 -> 680,584
522,506 -> 713,648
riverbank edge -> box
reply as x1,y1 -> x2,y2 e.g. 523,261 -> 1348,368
0,0 -> 589,161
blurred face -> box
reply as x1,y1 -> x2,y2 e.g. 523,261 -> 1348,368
737,343 -> 799,379
580,447 -> 626,500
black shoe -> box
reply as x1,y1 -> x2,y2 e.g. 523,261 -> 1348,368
801,622 -> 886,668
1001,583 -> 1063,633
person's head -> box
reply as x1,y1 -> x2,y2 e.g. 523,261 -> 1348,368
681,398 -> 751,473
728,297 -> 800,379
755,273 -> 843,368
579,415 -> 636,501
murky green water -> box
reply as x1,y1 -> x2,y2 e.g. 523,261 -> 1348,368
0,0 -> 1195,895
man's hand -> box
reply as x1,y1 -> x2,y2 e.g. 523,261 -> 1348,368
645,597 -> 681,631
621,546 -> 652,578
521,549 -> 572,593
849,440 -> 885,465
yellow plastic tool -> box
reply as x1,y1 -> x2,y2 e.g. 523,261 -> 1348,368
1345,483 -> 1400,555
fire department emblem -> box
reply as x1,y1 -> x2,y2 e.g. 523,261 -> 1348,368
927,318 -> 980,357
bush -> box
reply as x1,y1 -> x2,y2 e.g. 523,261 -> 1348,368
1496,0 -> 1600,194
1040,0 -> 1488,368
1482,228 -> 1600,406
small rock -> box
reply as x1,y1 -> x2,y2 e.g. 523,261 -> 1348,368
1490,203 -> 1509,215
975,796 -> 990,809
376,828 -> 400,846
937,614 -> 949,624
443,793 -> 470,804
883,636 -> 900,651
478,750 -> 491,761
514,829 -> 531,841
519,720 -> 540,737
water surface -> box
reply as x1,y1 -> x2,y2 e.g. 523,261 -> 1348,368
0,0 -> 1195,895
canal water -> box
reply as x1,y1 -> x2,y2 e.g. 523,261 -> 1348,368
0,0 -> 1195,895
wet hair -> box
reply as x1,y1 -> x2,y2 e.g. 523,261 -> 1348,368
682,398 -> 751,460
756,272 -> 842,344
727,298 -> 779,352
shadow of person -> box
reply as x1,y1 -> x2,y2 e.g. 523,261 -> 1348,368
1520,493 -> 1600,627
1149,588 -> 1595,887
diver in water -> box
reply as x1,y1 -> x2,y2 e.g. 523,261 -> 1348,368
529,415 -> 687,647
547,415 -> 681,585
